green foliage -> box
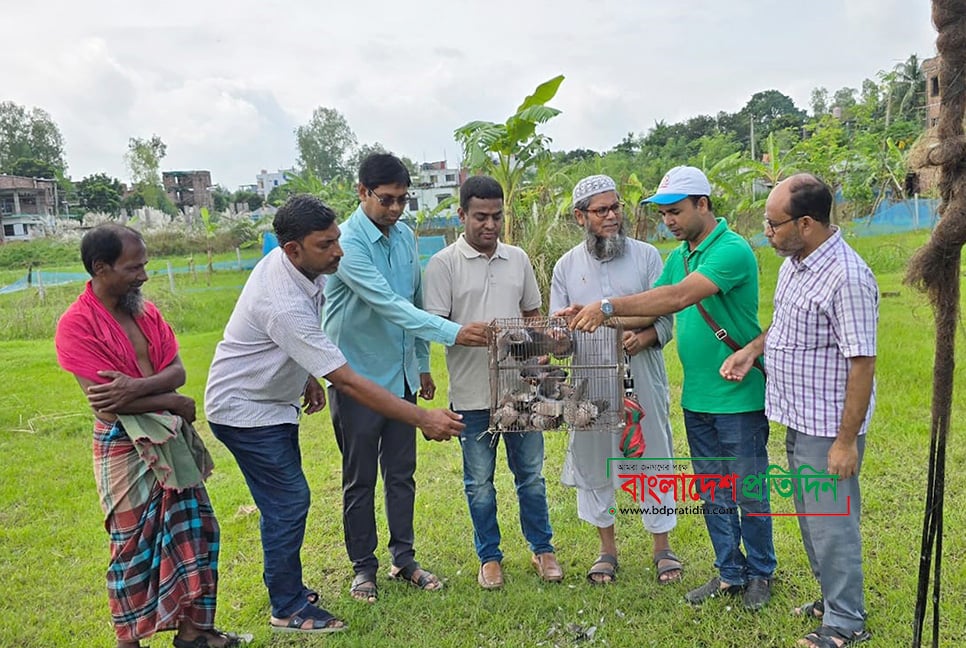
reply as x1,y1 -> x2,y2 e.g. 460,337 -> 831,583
349,141 -> 390,175
0,238 -> 79,269
295,106 -> 358,182
265,182 -> 291,207
0,101 -> 66,174
211,185 -> 232,212
230,189 -> 263,211
75,173 -> 124,216
5,157 -> 58,179
455,75 -> 565,244
125,134 -> 166,186
123,181 -> 177,217
277,168 -> 357,219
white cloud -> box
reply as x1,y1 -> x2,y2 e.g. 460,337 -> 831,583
0,0 -> 937,188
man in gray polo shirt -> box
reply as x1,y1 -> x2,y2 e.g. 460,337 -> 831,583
204,195 -> 466,635
423,175 -> 561,589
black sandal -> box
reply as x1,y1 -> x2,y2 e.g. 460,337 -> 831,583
172,629 -> 252,647
388,561 -> 443,590
269,603 -> 347,634
586,553 -> 618,585
350,572 -> 378,602
653,549 -> 684,585
794,597 -> 825,619
800,625 -> 871,647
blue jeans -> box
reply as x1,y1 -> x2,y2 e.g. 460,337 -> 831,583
683,409 -> 776,585
209,421 -> 315,618
458,409 -> 554,564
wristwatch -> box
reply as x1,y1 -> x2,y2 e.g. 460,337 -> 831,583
600,298 -> 614,319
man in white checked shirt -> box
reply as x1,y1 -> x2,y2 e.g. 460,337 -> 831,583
721,174 -> 877,648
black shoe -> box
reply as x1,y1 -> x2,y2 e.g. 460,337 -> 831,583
684,576 -> 744,604
743,577 -> 772,610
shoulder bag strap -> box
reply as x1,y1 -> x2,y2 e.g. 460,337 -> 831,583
682,253 -> 766,377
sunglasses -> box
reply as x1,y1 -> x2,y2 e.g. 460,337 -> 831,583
368,188 -> 411,208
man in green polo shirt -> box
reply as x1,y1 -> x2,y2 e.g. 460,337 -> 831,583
570,166 -> 776,610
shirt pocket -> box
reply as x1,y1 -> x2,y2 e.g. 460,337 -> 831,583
779,298 -> 828,351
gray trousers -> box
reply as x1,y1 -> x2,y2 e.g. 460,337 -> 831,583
786,428 -> 867,633
330,386 -> 418,576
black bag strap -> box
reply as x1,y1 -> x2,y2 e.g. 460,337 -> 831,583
683,253 -> 766,377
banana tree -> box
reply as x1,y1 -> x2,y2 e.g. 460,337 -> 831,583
454,75 -> 564,243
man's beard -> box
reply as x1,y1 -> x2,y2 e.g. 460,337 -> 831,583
585,224 -> 627,261
118,289 -> 144,316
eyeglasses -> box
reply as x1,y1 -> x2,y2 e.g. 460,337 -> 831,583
763,215 -> 801,232
367,188 -> 411,208
582,202 -> 624,218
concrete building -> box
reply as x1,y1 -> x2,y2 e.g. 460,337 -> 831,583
406,160 -> 466,219
256,169 -> 292,198
163,170 -> 213,211
0,175 -> 57,243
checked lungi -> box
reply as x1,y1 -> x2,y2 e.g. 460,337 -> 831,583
93,419 -> 220,642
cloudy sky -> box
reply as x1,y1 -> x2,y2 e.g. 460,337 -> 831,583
3,0 -> 937,189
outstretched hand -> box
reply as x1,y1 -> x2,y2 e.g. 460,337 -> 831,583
418,409 -> 465,441
456,322 -> 489,347
552,305 -> 582,317
570,301 -> 605,332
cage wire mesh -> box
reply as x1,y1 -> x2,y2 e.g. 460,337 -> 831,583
487,316 -> 625,433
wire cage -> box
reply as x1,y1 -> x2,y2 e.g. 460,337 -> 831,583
487,316 -> 625,433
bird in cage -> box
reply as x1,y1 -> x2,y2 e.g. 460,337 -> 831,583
505,378 -> 535,404
492,399 -> 521,430
561,377 -> 611,428
546,325 -> 576,359
498,326 -> 573,362
531,398 -> 564,417
529,412 -> 560,431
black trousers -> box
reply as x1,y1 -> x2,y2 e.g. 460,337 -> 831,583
329,385 -> 418,576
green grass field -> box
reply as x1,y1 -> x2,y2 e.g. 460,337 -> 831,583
1,232 -> 964,647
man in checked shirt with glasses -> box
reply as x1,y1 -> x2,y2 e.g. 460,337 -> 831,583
721,173 -> 877,648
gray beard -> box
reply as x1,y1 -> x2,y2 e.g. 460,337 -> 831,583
585,227 -> 627,262
118,290 -> 144,316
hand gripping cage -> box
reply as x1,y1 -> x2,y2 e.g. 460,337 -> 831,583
487,316 -> 625,432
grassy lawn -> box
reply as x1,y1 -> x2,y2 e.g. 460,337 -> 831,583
0,232 -> 964,647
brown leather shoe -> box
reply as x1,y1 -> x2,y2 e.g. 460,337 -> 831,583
531,552 -> 564,582
478,560 -> 504,590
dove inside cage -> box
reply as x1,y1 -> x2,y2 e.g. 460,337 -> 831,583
487,317 -> 625,433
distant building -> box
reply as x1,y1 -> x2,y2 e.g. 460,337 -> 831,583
906,56 -> 943,196
163,170 -> 213,211
0,175 -> 57,243
406,160 -> 466,217
256,169 -> 292,198
237,183 -> 259,194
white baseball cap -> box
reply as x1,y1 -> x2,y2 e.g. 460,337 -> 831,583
643,166 -> 712,205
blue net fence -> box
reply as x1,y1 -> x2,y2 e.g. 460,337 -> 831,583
0,258 -> 260,295
0,199 -> 941,294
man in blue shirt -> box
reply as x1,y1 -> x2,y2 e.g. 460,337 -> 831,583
323,153 -> 488,603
